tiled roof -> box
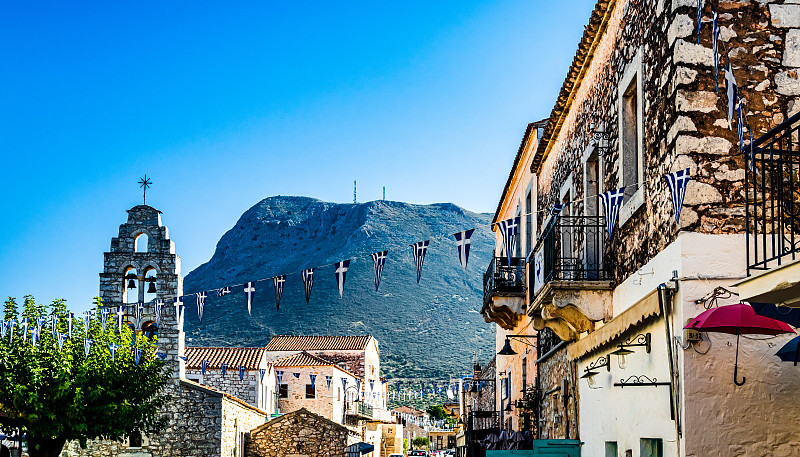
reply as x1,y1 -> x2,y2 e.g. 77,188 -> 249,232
265,335 -> 373,351
185,346 -> 267,370
272,351 -> 337,368
180,378 -> 268,416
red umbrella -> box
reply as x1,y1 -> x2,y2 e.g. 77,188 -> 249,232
685,303 -> 795,385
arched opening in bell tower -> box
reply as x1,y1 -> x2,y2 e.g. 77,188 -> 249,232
134,233 -> 149,253
143,266 -> 158,303
123,266 -> 140,304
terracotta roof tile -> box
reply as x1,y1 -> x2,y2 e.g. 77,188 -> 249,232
272,351 -> 357,377
185,346 -> 267,370
265,335 -> 373,351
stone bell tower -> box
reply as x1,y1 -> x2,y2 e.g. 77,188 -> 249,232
99,204 -> 185,379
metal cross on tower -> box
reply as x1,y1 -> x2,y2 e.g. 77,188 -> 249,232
138,175 -> 152,205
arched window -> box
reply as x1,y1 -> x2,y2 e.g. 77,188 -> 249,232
134,233 -> 149,253
142,321 -> 158,340
143,267 -> 157,303
123,267 -> 139,304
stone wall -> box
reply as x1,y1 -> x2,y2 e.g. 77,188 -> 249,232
221,395 -> 268,457
277,366 -> 353,424
246,409 -> 359,457
536,347 -> 577,441
187,368 -> 261,408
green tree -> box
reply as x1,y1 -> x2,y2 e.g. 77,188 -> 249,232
412,436 -> 429,449
427,404 -> 448,421
0,296 -> 170,457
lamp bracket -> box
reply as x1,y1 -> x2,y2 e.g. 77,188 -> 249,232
613,374 -> 670,388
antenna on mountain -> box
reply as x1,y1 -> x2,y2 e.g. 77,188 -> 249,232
354,180 -> 357,204
383,186 -> 385,201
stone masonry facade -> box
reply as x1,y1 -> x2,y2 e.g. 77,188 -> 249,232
187,368 -> 263,409
246,409 -> 359,457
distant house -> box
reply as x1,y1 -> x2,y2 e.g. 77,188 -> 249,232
184,346 -> 278,414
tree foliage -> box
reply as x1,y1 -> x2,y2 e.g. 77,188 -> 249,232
0,296 -> 170,457
412,436 -> 429,449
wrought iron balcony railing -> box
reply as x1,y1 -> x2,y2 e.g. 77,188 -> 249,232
746,110 -> 800,275
529,214 -> 610,297
483,257 -> 526,306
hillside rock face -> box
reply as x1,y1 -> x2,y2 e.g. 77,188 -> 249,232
183,196 -> 495,380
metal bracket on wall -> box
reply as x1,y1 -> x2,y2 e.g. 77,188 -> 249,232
613,374 -> 670,388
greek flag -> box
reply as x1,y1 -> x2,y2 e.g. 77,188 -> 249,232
173,297 -> 184,323
157,352 -> 167,361
748,127 -> 755,172
116,306 -> 125,332
135,302 -> 144,327
276,370 -> 284,384
302,268 -> 314,305
109,343 -> 119,361
135,348 -> 142,366
218,286 -> 231,297
310,374 -> 317,387
84,310 -> 93,334
31,329 -> 38,346
411,241 -> 430,284
496,217 -> 520,265
334,260 -> 350,299
341,377 -> 347,390
179,356 -> 188,362
273,275 -> 286,311
600,188 -> 626,239
84,338 -> 93,357
196,292 -> 206,323
260,368 -> 267,382
100,307 -> 110,333
67,313 -> 73,338
221,363 -> 228,378
370,380 -> 375,390
21,318 -> 29,342
244,282 -> 255,315
551,202 -> 568,218
239,366 -> 246,381
57,333 -> 67,351
356,379 -> 361,391
0,321 -> 7,339
293,372 -> 300,378
697,0 -> 702,44
371,251 -> 388,292
712,7 -> 720,90
36,316 -> 45,338
453,230 -> 474,270
725,58 -> 737,129
7,320 -> 14,341
326,375 -> 332,389
51,315 -> 58,335
154,299 -> 164,326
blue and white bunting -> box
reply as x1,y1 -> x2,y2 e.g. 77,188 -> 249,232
31,329 -> 38,346
302,269 -> 314,305
453,229 -> 475,270
218,286 -> 231,297
239,366 -> 246,381
7,320 -> 15,342
221,363 -> 228,378
273,275 -> 286,311
371,251 -> 388,292
260,368 -> 267,382
51,315 -> 58,335
664,168 -> 692,225
100,307 -> 110,333
370,380 -> 375,390
725,58 -> 737,129
116,306 -> 125,332
201,360 -> 209,375
21,318 -> 29,342
84,338 -> 93,357
84,310 -> 93,334
155,299 -> 164,326
135,302 -> 144,327
67,313 -> 73,338
244,282 -> 255,315
135,347 -> 143,365
599,188 -> 626,239
156,352 -> 167,360
411,241 -> 430,284
293,372 -> 300,378
173,297 -> 184,323
497,217 -> 520,265
550,203 -> 568,218
276,370 -> 284,384
36,316 -> 45,339
196,292 -> 206,323
57,333 -> 67,351
326,375 -> 332,389
0,321 -> 7,339
109,343 -> 119,361
334,260 -> 350,299
696,0 -> 702,44
310,373 -> 317,388
712,7 -> 720,91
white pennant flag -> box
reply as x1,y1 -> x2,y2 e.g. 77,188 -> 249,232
57,333 -> 67,351
371,251 -> 388,292
302,269 -> 314,305
453,229 -> 475,270
600,188 -> 626,239
334,260 -> 350,299
410,241 -> 430,284
196,292 -> 207,322
155,299 -> 164,326
244,282 -> 255,315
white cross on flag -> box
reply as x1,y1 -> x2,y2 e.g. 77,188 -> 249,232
221,363 -> 228,378
100,307 -> 110,333
663,169 -> 692,224
57,333 -> 67,351
135,348 -> 143,366
135,302 -> 144,327
334,260 -> 351,299
7,320 -> 14,342
239,366 -> 246,381
173,297 -> 184,323
244,282 -> 255,315
36,316 -> 45,338
196,292 -> 207,322
453,229 -> 475,270
273,275 -> 286,311
218,286 -> 231,297
21,318 -> 29,342
497,217 -> 520,265
371,251 -> 388,292
302,269 -> 315,305
51,315 -> 58,335
109,343 -> 119,361
154,299 -> 164,326
83,338 -> 93,357
67,313 -> 73,338
411,241 -> 430,284
0,321 -> 6,339
116,306 -> 125,332
84,311 -> 92,334
201,360 -> 209,375
600,188 -> 626,239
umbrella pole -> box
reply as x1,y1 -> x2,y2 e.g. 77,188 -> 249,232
794,337 -> 800,367
734,332 -> 746,386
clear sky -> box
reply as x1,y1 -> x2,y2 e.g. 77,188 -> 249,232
1,0 -> 597,313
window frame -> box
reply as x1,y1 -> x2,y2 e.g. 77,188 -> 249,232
305,383 -> 316,399
617,47 -> 645,227
279,383 -> 289,398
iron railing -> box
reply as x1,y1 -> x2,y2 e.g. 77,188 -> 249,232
483,257 -> 526,306
530,215 -> 610,295
746,110 -> 800,275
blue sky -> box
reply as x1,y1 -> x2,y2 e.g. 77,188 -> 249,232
0,0 -> 597,312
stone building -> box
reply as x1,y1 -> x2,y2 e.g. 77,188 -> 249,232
246,408 -> 360,457
481,0 -> 800,456
185,346 -> 278,414
63,205 -> 268,457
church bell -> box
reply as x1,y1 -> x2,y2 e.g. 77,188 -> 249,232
127,279 -> 136,289
147,281 -> 157,293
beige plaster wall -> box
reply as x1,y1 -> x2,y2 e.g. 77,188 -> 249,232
277,365 -> 355,424
495,315 -> 536,431
220,397 -> 267,457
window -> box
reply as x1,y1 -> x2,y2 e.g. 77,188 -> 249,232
640,439 -> 663,457
306,383 -> 316,399
142,321 -> 158,340
279,384 -> 288,398
605,441 -> 618,457
521,356 -> 527,393
583,147 -> 604,278
525,189 -> 533,256
123,267 -> 139,304
128,431 -> 142,448
134,233 -> 149,253
617,49 -> 645,225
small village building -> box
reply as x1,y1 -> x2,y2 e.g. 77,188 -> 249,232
185,346 -> 278,414
246,408 -> 361,457
391,406 -> 427,447
272,351 -> 358,425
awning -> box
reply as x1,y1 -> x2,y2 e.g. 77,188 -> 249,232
346,442 -> 375,456
567,290 -> 661,360
734,259 -> 800,307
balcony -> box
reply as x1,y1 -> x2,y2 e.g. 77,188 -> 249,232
528,215 -> 613,341
737,111 -> 800,305
345,401 -> 395,423
481,257 -> 526,330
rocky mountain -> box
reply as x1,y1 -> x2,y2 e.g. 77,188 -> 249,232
183,196 -> 495,380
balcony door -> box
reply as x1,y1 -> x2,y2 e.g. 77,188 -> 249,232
584,149 -> 604,279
